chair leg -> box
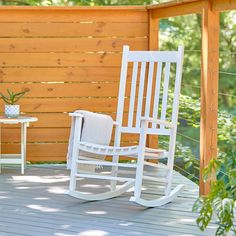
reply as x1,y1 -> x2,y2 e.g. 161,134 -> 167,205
111,155 -> 119,191
110,125 -> 121,191
133,121 -> 148,199
165,128 -> 176,196
69,117 -> 82,192
165,166 -> 173,196
69,155 -> 78,193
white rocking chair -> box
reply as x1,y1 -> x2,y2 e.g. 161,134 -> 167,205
68,45 -> 184,207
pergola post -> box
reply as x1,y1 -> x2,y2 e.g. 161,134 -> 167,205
148,11 -> 159,51
200,1 -> 219,195
148,11 -> 159,149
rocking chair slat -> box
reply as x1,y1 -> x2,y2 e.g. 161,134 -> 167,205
136,61 -> 146,128
128,62 -> 138,128
127,51 -> 179,63
76,160 -> 137,168
152,62 -> 163,128
145,61 -> 154,117
160,62 -> 171,129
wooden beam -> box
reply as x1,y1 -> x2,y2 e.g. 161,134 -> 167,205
149,0 -> 205,19
0,6 -> 147,10
200,1 -> 219,195
148,11 -> 159,51
148,11 -> 159,149
212,0 -> 236,12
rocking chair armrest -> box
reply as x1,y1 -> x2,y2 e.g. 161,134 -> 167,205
69,112 -> 84,118
140,117 -> 174,128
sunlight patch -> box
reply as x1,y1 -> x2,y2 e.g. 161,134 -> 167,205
12,175 -> 69,183
78,230 -> 108,236
27,204 -> 61,212
86,211 -> 107,215
179,218 -> 195,223
55,230 -> 108,236
47,187 -> 67,194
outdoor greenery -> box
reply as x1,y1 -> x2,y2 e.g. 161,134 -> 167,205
0,0 -> 156,6
159,13 -> 236,236
0,89 -> 27,105
193,152 -> 236,235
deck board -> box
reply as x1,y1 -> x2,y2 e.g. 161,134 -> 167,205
0,165 -> 217,236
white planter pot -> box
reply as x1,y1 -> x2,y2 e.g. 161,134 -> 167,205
5,105 -> 20,118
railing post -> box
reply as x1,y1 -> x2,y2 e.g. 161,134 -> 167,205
200,1 -> 219,195
148,10 -> 159,51
148,9 -> 159,148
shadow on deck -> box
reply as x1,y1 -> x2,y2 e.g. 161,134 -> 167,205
0,165 -> 217,236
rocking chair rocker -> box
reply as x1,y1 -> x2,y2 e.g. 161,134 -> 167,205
68,45 -> 184,207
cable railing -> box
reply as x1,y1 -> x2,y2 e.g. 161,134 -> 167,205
173,65 -> 235,184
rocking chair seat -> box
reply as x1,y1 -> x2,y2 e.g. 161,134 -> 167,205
79,141 -> 168,159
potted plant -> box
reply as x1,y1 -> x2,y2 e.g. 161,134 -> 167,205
0,89 -> 27,118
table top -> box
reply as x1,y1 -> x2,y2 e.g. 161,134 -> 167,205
0,116 -> 38,124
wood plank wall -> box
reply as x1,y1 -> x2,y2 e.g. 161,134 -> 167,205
0,7 -> 148,162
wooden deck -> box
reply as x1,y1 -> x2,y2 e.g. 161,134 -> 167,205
0,165 -> 217,236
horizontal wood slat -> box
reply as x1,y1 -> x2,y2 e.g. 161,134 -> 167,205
0,9 -> 148,23
0,98 -> 119,112
0,67 -> 125,82
21,113 -> 71,128
1,127 -> 139,142
0,38 -> 147,53
0,112 -> 131,128
1,143 -> 138,162
0,22 -> 148,37
0,82 -> 123,98
0,53 -> 122,67
1,143 -> 67,161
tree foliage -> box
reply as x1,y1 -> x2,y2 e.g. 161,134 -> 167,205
0,0 -> 154,6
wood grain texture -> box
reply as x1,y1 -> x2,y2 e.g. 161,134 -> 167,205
150,0 -> 204,19
0,38 -> 147,53
1,143 -> 67,161
212,0 -> 236,11
0,67 -> 125,82
147,13 -> 159,149
1,127 -> 139,143
0,82 -> 123,98
0,7 -> 148,161
0,98 -> 119,112
0,53 -> 122,67
200,2 -> 219,195
0,8 -> 148,22
0,22 -> 147,37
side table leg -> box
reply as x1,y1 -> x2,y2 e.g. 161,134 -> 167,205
21,122 -> 27,174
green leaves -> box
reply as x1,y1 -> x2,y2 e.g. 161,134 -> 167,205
0,89 -> 27,105
194,152 -> 236,235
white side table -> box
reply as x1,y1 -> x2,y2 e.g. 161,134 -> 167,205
0,116 -> 38,174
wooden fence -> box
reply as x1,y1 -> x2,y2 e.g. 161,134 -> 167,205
0,0 -> 235,195
0,6 -> 148,162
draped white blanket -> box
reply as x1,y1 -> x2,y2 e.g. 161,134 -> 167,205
67,110 -> 114,172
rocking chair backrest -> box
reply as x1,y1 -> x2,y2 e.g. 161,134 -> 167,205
116,45 -> 184,136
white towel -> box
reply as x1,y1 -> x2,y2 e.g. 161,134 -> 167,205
67,110 -> 114,172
